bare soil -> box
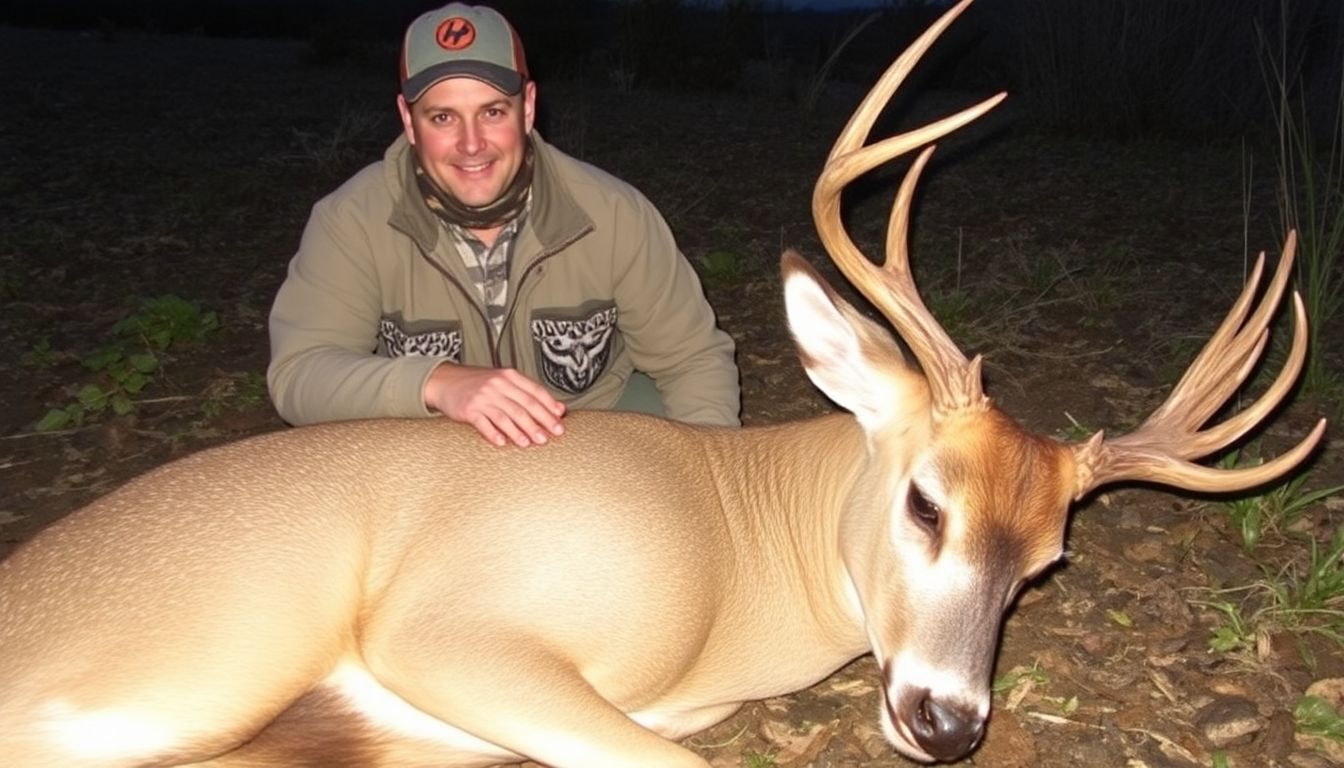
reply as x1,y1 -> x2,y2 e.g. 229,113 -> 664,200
2,26 -> 1343,768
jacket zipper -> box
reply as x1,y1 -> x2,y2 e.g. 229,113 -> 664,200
493,224 -> 594,369
414,245 -> 501,367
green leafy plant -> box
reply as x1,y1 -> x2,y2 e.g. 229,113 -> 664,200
1199,597 -> 1257,654
698,249 -> 747,287
925,287 -> 974,344
21,337 -> 59,368
1214,447 -> 1343,552
1296,694 -> 1344,742
200,371 -> 268,420
35,295 -> 218,431
992,660 -> 1049,694
742,749 -> 778,768
1056,411 -> 1094,442
1197,526 -> 1344,656
1264,527 -> 1344,626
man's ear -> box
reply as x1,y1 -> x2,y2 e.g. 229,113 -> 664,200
522,81 -> 537,134
396,94 -> 416,146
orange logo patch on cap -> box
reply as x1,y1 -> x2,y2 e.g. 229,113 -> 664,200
436,17 -> 476,50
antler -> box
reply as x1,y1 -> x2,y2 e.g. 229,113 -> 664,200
1072,230 -> 1328,498
812,0 -> 1005,416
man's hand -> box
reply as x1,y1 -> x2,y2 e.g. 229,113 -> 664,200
423,363 -> 566,447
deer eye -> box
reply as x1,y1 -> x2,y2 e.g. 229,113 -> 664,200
907,486 -> 942,534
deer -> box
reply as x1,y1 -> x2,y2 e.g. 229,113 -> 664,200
0,1 -> 1327,765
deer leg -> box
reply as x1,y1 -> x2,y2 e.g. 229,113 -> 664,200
182,679 -> 513,768
366,632 -> 711,768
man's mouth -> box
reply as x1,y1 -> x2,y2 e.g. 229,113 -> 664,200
455,160 -> 493,174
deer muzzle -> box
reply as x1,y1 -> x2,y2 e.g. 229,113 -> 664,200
887,684 -> 985,762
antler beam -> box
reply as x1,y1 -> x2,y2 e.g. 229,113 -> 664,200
1072,231 -> 1327,497
812,0 -> 1004,416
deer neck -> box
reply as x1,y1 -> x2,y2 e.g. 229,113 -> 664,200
703,413 -> 873,660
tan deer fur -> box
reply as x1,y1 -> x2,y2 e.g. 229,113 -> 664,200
0,1 -> 1325,765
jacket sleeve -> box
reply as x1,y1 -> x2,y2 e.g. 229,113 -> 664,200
267,194 -> 442,425
613,196 -> 741,427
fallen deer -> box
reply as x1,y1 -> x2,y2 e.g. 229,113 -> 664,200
0,1 -> 1327,765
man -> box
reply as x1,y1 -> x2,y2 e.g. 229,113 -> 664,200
268,3 -> 740,447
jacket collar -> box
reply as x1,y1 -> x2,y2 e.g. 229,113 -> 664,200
384,132 -> 592,259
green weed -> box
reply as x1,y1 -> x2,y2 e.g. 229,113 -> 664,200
21,337 -> 59,368
1260,14 -> 1344,400
992,660 -> 1049,694
799,11 -> 879,115
1056,412 -> 1094,442
1296,694 -> 1344,743
697,249 -> 749,288
200,371 -> 268,419
1264,528 -> 1344,626
1198,596 -> 1257,654
35,295 -> 218,431
742,749 -> 778,768
1197,527 -> 1344,656
1214,448 -> 1343,552
925,287 -> 975,345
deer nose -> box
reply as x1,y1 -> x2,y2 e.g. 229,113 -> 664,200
906,690 -> 984,760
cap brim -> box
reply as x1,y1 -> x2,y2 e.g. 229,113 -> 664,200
403,61 -> 524,101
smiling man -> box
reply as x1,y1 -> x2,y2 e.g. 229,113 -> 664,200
268,3 -> 740,446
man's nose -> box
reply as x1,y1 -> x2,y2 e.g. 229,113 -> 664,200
458,121 -> 484,154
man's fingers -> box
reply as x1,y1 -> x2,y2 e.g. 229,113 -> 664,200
492,398 -> 551,447
470,416 -> 509,447
426,364 -> 567,447
500,370 -> 565,436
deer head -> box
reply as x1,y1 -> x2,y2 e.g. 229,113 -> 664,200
780,0 -> 1326,761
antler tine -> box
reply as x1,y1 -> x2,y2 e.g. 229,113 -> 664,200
1073,232 -> 1328,497
1119,234 -> 1298,453
1140,252 -> 1270,432
812,0 -> 1003,414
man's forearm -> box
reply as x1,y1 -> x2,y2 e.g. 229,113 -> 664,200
267,347 -> 441,425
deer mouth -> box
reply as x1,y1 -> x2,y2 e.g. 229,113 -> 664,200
880,661 -> 988,763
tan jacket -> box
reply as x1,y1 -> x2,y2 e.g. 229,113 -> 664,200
268,133 -> 740,426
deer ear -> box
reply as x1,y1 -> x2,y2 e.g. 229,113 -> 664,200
782,251 -> 926,433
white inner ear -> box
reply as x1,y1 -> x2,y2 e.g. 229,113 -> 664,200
783,268 -> 890,432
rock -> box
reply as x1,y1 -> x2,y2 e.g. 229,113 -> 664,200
1123,538 -> 1168,563
1260,711 -> 1297,762
1195,694 -> 1263,748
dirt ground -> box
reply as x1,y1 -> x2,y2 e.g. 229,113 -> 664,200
2,24 -> 1343,768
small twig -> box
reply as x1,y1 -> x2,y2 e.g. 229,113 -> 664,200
1,427 -> 90,440
133,395 -> 197,406
1120,726 -> 1202,764
1021,712 -> 1202,765
1011,344 -> 1118,361
684,723 -> 750,749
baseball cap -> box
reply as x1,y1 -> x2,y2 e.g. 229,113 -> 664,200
400,3 -> 529,101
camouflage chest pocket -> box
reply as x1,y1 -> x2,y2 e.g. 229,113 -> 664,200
378,316 -> 463,362
530,303 -> 619,395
